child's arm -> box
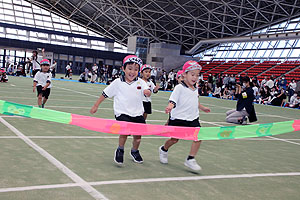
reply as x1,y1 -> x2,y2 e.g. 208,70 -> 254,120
42,82 -> 50,90
90,95 -> 106,114
165,102 -> 175,113
198,102 -> 211,113
143,89 -> 151,97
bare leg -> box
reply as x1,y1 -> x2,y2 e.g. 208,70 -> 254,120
163,138 -> 179,150
143,113 -> 148,120
132,135 -> 141,150
42,98 -> 48,105
189,140 -> 202,156
119,135 -> 128,147
37,95 -> 42,107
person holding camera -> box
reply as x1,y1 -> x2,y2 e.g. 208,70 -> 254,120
226,76 -> 257,125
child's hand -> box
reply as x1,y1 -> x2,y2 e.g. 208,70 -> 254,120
144,89 -> 151,97
155,84 -> 160,91
165,105 -> 173,113
42,87 -> 47,90
90,105 -> 98,114
202,107 -> 211,113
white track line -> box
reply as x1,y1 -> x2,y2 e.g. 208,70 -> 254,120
55,86 -> 99,98
265,136 -> 300,146
0,117 -> 108,200
0,172 -> 299,193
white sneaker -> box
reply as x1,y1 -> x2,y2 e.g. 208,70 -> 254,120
159,146 -> 168,164
184,158 -> 202,171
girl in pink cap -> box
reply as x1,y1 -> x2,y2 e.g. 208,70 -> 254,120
140,64 -> 160,120
33,59 -> 52,108
159,60 -> 211,171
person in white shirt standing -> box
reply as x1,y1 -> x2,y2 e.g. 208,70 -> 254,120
65,62 -> 72,79
140,64 -> 159,120
90,55 -> 151,165
159,60 -> 211,171
150,67 -> 158,85
31,48 -> 45,77
33,59 -> 52,108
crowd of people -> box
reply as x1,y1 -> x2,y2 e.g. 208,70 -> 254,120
197,73 -> 300,108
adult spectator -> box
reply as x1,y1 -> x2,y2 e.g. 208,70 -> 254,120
65,62 -> 72,79
31,48 -> 45,77
150,67 -> 157,85
226,76 -> 257,125
51,60 -> 57,78
265,76 -> 274,89
278,76 -> 287,90
168,69 -> 175,88
261,76 -> 268,88
271,88 -> 287,107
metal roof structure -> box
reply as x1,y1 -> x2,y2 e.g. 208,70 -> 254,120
28,0 -> 300,54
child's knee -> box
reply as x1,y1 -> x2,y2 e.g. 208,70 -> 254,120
133,135 -> 141,142
38,95 -> 42,99
170,138 -> 179,144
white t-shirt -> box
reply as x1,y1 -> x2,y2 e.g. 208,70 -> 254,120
32,55 -> 42,70
33,71 -> 52,88
168,72 -> 175,80
103,76 -> 148,117
289,82 -> 297,91
253,86 -> 259,96
169,82 -> 199,121
142,79 -> 156,102
151,69 -> 157,77
92,65 -> 98,72
66,65 -> 71,71
266,80 -> 274,89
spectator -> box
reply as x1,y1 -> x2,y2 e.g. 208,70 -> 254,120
288,79 -> 297,102
168,69 -> 175,88
65,62 -> 72,79
271,88 -> 287,107
261,76 -> 268,88
78,72 -> 87,82
278,76 -> 287,90
226,76 -> 257,125
150,67 -> 158,85
0,70 -> 8,82
265,76 -> 274,89
51,60 -> 57,78
213,83 -> 221,98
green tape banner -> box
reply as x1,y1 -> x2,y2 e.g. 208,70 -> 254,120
0,100 -> 299,140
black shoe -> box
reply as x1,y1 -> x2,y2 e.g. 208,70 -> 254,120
42,104 -> 44,108
130,150 -> 143,163
114,148 -> 124,164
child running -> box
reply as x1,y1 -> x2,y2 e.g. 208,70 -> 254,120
33,59 -> 52,108
159,61 -> 211,171
90,55 -> 151,165
140,64 -> 159,120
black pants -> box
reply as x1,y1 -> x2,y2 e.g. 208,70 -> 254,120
115,114 -> 146,124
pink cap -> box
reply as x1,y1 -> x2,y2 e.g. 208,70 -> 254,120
182,60 -> 202,73
141,64 -> 152,72
40,59 -> 50,65
123,55 -> 143,67
176,70 -> 183,79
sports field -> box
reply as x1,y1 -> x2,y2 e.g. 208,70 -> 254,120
0,75 -> 299,200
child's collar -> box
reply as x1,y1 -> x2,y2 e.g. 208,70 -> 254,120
120,74 -> 138,84
181,81 -> 197,90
